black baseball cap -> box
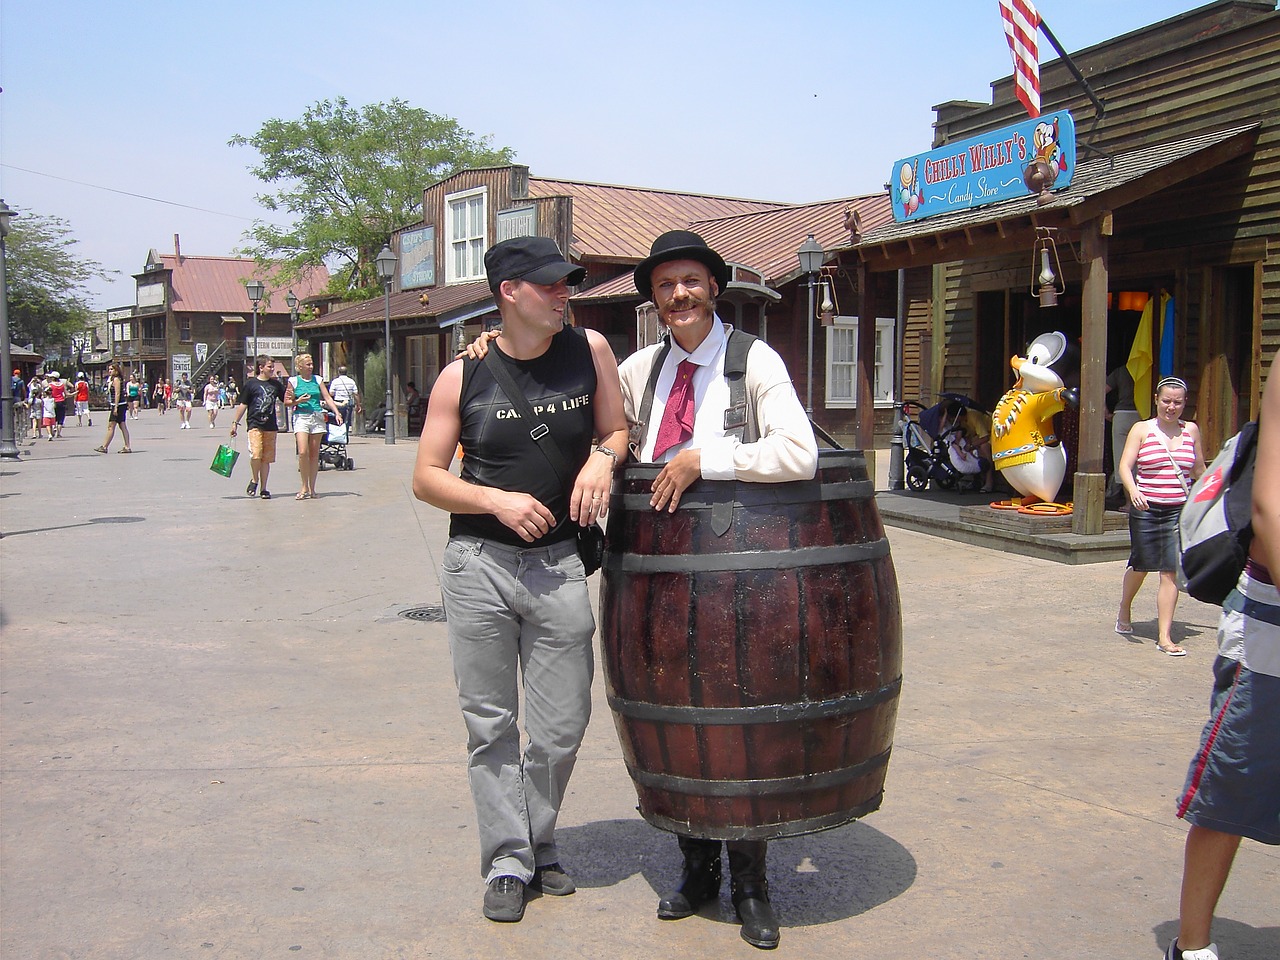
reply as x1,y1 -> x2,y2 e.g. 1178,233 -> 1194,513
484,236 -> 586,295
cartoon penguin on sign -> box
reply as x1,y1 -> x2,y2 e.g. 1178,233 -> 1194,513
991,332 -> 1079,503
1033,117 -> 1068,178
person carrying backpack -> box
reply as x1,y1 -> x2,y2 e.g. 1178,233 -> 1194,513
1164,350 -> 1279,960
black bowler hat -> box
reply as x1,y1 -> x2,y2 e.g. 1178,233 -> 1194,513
633,230 -> 730,301
484,236 -> 586,295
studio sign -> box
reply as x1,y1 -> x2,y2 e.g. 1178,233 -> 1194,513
890,110 -> 1076,223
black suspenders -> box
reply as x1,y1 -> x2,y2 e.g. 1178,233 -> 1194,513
632,330 -> 759,454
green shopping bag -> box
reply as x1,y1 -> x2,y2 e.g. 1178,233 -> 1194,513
210,443 -> 239,478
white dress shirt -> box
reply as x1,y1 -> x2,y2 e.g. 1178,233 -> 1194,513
618,319 -> 817,483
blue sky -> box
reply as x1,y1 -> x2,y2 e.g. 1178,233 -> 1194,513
0,0 -> 1213,312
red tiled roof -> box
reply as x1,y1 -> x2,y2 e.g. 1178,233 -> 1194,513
572,193 -> 893,302
527,178 -> 789,263
158,255 -> 329,314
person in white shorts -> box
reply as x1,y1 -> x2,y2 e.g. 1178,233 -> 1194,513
175,375 -> 194,428
203,376 -> 221,427
284,354 -> 343,500
74,373 -> 91,426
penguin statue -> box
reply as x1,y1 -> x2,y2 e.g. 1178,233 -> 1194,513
991,332 -> 1080,503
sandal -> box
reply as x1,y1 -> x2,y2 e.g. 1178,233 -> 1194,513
295,491 -> 310,500
1156,641 -> 1187,657
1114,620 -> 1134,636
93,445 -> 107,453
118,448 -> 132,454
260,490 -> 271,500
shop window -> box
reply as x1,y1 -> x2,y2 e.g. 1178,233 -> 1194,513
825,316 -> 895,408
445,187 -> 487,284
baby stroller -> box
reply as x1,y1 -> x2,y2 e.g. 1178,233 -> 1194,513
318,412 -> 354,471
899,394 -> 988,492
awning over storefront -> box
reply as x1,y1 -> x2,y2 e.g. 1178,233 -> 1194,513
295,280 -> 493,340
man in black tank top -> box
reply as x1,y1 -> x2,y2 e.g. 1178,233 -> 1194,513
413,237 -> 627,923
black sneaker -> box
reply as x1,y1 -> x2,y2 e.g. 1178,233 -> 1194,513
530,862 -> 576,896
246,480 -> 258,496
483,875 -> 526,922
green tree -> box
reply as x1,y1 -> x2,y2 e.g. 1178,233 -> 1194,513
230,98 -> 515,300
5,207 -> 113,349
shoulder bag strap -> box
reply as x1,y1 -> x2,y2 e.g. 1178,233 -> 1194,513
482,351 -> 572,486
1159,430 -> 1191,499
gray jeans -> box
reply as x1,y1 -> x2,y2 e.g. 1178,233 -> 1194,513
440,535 -> 595,883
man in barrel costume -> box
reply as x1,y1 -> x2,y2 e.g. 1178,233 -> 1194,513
621,231 -> 818,949
412,236 -> 627,923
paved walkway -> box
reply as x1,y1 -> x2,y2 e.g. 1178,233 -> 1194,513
1,414 -> 1276,959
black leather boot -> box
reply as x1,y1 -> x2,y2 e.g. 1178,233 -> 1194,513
729,840 -> 779,949
656,835 -> 722,919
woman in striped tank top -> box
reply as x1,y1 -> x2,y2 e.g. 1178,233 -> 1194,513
1115,377 -> 1206,655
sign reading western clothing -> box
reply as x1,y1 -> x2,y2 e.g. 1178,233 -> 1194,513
890,110 -> 1076,223
244,337 -> 294,356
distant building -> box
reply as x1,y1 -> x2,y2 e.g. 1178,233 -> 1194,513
116,235 -> 329,388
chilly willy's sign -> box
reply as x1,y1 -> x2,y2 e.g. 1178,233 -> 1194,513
890,110 -> 1076,223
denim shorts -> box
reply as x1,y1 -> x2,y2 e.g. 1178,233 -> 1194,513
1177,655 -> 1280,845
1127,503 -> 1181,572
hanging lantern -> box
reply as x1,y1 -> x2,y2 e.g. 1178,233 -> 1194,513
1031,227 -> 1065,308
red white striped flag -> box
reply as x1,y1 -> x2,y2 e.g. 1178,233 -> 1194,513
999,0 -> 1041,118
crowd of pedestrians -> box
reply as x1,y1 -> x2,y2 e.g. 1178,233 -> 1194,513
15,359 -> 358,505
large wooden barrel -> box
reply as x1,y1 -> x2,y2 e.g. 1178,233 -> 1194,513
600,449 -> 902,840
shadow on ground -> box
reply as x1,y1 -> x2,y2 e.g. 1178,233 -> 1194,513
1152,917 -> 1280,960
557,817 -> 916,927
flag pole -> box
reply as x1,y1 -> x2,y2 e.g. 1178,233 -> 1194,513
1036,15 -> 1112,159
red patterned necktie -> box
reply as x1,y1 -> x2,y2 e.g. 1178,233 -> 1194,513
651,359 -> 698,460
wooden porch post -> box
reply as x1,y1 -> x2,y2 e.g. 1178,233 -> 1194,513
856,261 -> 876,456
1073,213 -> 1110,535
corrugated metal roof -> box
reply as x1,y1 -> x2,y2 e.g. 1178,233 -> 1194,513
854,124 -> 1260,250
527,178 -> 789,262
158,256 -> 329,314
297,281 -> 491,331
572,193 -> 893,303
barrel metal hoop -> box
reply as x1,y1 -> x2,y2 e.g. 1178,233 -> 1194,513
612,538 -> 890,573
615,478 -> 874,512
641,797 -> 884,841
626,748 -> 892,798
607,676 -> 900,725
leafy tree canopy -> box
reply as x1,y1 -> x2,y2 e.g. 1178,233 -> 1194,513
230,98 -> 515,300
5,207 -> 113,349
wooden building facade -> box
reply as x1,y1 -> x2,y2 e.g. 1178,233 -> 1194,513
845,0 -> 1279,532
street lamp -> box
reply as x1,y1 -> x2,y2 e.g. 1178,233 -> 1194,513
375,244 -> 398,444
796,233 -> 825,415
246,278 -> 265,361
284,290 -> 299,432
285,290 -> 298,361
0,199 -> 20,460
